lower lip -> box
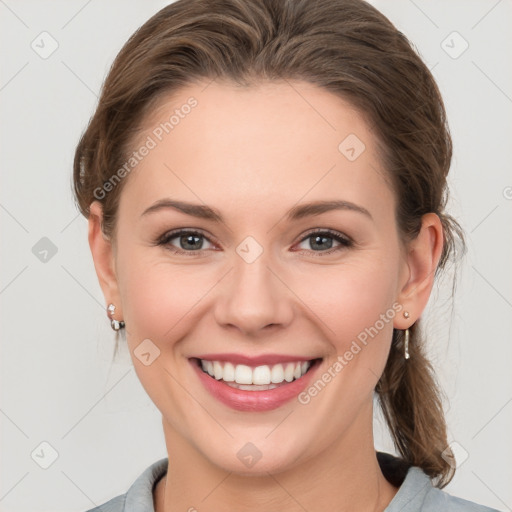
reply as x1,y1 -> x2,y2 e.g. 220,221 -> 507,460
190,358 -> 322,412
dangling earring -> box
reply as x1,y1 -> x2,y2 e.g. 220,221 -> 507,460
403,310 -> 410,360
107,303 -> 125,331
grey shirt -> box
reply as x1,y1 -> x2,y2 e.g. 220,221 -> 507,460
84,453 -> 500,511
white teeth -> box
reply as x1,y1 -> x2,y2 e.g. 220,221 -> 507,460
284,363 -> 295,382
252,365 -> 271,385
226,382 -> 279,391
270,364 -> 284,384
213,361 -> 223,380
199,359 -> 312,385
234,364 -> 253,384
223,362 -> 235,382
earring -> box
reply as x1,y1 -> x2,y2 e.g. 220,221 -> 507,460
403,310 -> 410,360
107,303 -> 125,331
404,328 -> 410,360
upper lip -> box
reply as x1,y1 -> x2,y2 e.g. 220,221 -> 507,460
191,353 -> 320,366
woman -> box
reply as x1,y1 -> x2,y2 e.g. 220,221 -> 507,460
73,0 -> 500,510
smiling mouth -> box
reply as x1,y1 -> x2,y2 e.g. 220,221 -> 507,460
191,357 -> 322,391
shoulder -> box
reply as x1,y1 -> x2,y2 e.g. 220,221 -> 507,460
377,453 -> 500,512
81,457 -> 168,512
422,483 -> 501,512
83,494 -> 125,512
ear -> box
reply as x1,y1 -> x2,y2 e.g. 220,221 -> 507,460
88,201 -> 122,317
395,213 -> 444,329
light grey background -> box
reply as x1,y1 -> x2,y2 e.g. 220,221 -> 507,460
0,0 -> 511,510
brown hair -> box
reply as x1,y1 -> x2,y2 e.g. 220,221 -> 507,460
73,0 -> 465,487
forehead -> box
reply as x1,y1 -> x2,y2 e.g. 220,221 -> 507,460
119,79 -> 394,225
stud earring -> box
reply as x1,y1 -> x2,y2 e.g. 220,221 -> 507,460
107,303 -> 125,331
403,310 -> 410,360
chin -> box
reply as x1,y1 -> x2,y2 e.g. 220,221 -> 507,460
201,436 -> 309,476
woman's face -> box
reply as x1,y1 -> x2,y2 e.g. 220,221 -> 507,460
92,80 -> 417,474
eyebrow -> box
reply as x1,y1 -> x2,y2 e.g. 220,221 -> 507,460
141,198 -> 373,222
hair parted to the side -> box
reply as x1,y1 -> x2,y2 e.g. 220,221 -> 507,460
73,0 -> 466,488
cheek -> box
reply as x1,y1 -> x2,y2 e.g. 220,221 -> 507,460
294,250 -> 400,393
116,247 -> 219,347
304,254 -> 398,342
115,249 -> 216,416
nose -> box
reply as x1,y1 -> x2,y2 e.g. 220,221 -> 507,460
213,249 -> 293,337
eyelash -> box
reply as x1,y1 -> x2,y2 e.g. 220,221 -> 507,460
156,228 -> 353,257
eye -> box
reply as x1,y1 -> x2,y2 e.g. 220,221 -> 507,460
294,229 -> 353,256
156,228 -> 353,257
157,229 -> 215,256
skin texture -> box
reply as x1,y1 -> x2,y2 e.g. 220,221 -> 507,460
88,80 -> 444,512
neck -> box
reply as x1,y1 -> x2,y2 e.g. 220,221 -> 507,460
155,408 -> 398,512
